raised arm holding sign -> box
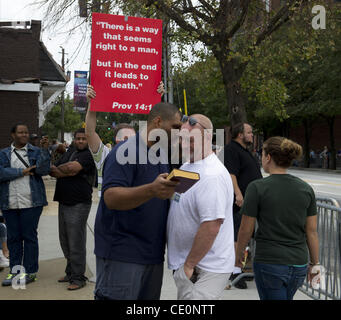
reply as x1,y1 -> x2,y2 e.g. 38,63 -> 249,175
90,13 -> 163,114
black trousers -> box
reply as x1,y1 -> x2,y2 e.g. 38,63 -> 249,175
58,202 -> 91,284
94,257 -> 164,300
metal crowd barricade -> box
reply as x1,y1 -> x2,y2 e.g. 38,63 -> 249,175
299,197 -> 341,300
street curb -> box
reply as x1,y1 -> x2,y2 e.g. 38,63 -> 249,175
289,167 -> 341,174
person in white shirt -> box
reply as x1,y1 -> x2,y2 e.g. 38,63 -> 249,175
167,114 -> 235,300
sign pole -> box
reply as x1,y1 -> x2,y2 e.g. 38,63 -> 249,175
183,89 -> 188,116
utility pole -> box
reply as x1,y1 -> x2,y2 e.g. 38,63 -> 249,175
162,22 -> 168,102
162,21 -> 173,103
60,46 -> 66,142
166,23 -> 173,104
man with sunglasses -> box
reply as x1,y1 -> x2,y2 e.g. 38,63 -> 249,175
167,114 -> 235,300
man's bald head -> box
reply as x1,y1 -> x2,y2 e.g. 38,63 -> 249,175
180,113 -> 214,162
190,114 -> 213,130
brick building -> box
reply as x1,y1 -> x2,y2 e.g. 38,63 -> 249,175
289,117 -> 341,154
0,20 -> 67,148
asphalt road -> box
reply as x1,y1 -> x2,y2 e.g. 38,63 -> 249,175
263,168 -> 341,206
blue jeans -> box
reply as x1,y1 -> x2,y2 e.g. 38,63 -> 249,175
253,262 -> 308,300
94,257 -> 164,300
2,207 -> 43,274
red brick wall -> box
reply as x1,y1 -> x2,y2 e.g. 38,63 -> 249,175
0,91 -> 39,149
289,116 -> 341,153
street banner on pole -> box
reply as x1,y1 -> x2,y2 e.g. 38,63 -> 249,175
74,70 -> 88,113
90,13 -> 162,114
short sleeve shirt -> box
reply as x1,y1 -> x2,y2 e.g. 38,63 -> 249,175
223,141 -> 262,211
240,174 -> 317,265
167,153 -> 235,273
94,134 -> 170,264
53,148 -> 96,205
89,142 -> 111,197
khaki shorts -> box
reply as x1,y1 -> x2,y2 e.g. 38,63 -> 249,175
173,265 -> 231,300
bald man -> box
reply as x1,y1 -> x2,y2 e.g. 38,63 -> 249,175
167,114 -> 235,300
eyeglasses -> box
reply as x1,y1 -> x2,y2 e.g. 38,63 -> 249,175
181,115 -> 206,129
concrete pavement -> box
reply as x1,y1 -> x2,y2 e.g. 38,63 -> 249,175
0,177 -> 312,300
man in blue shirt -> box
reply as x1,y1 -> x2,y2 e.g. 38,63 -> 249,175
93,101 -> 182,300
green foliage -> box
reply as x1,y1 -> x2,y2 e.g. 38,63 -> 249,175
94,111 -> 145,144
39,0 -> 341,138
173,55 -> 227,129
242,1 -> 341,134
42,96 -> 83,139
42,96 -> 145,144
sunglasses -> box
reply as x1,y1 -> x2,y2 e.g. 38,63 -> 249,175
181,115 -> 206,129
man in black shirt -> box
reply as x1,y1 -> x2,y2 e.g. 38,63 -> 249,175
223,123 -> 262,289
50,128 -> 96,290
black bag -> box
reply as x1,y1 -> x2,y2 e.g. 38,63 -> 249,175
13,149 -> 36,174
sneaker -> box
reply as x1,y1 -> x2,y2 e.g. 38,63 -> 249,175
23,273 -> 37,285
229,273 -> 248,289
2,273 -> 15,286
0,255 -> 9,268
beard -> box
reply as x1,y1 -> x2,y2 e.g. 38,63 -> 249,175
243,137 -> 253,146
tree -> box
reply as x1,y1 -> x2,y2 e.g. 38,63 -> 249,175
94,110 -> 145,144
141,0 -> 309,127
37,0 -> 309,128
42,96 -> 83,139
278,2 -> 341,170
241,1 -> 341,169
172,55 -> 226,128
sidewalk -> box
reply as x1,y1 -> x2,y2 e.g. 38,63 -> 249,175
0,177 -> 312,300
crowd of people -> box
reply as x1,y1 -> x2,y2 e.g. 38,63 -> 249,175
0,82 -> 321,300
309,146 -> 341,169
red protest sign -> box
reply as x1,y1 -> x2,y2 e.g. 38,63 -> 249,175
90,13 -> 162,114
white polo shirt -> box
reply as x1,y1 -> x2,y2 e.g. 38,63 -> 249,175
167,153 -> 235,273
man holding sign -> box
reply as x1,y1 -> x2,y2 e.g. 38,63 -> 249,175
89,13 -> 181,300
93,102 -> 182,300
85,82 -> 165,197
90,13 -> 163,114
